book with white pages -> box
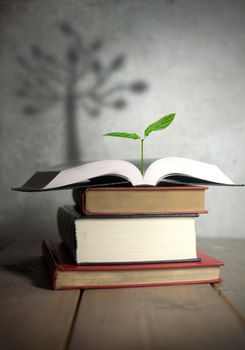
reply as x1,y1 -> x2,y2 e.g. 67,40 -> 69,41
12,156 -> 243,192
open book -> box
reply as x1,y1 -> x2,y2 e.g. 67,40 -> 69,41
12,157 -> 242,192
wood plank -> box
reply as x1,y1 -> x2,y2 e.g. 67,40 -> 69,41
199,238 -> 245,321
69,284 -> 245,350
0,233 -> 80,350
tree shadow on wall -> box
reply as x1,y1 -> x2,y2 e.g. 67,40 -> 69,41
15,21 -> 149,162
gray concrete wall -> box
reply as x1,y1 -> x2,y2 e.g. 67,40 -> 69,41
0,0 -> 244,240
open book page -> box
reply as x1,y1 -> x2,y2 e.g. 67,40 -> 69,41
13,156 -> 241,192
144,157 -> 234,186
44,160 -> 142,189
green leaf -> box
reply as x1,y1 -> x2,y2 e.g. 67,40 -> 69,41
144,113 -> 175,138
103,132 -> 140,140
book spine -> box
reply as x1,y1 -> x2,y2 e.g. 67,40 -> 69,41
57,207 -> 78,264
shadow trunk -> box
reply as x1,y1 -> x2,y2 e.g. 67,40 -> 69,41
65,59 -> 81,162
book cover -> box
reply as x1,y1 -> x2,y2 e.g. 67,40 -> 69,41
72,186 -> 208,215
42,240 -> 224,290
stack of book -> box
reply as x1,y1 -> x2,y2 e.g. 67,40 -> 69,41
42,185 -> 224,290
13,156 -> 233,290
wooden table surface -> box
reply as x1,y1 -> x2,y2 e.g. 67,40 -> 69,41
0,234 -> 245,350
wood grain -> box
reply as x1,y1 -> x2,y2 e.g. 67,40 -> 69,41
69,284 -> 245,350
0,234 -> 80,350
1,235 -> 245,350
199,238 -> 245,322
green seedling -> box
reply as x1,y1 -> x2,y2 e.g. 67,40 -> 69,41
104,113 -> 175,175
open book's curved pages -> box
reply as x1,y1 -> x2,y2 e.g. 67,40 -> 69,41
12,157 -> 243,192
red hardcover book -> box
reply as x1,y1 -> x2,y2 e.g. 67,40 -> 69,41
72,186 -> 208,216
42,240 -> 223,290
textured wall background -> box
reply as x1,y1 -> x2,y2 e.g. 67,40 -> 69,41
0,0 -> 244,241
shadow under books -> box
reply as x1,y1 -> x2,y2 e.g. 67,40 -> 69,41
0,256 -> 50,290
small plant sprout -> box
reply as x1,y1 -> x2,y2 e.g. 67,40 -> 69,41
104,113 -> 176,175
